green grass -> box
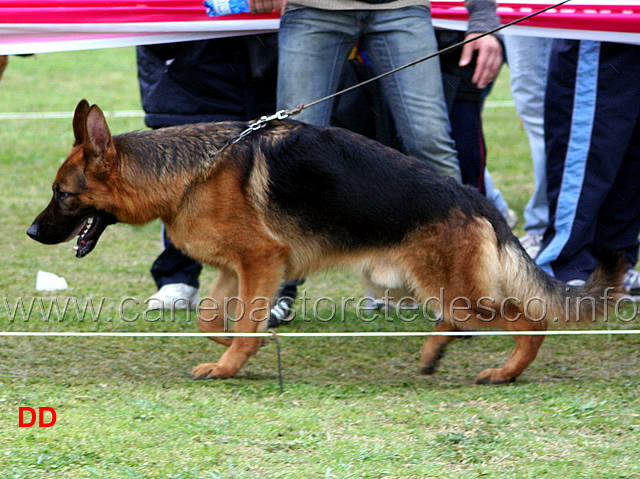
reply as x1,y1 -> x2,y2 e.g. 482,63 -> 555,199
1,48 -> 639,478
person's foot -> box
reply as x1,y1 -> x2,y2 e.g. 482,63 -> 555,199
267,297 -> 295,328
146,283 -> 200,311
506,208 -> 519,229
623,268 -> 640,300
519,232 -> 543,259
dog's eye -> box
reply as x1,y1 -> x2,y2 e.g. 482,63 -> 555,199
56,189 -> 73,201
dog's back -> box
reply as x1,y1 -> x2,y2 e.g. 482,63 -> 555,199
237,120 -> 514,250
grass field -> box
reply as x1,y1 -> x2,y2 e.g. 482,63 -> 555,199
0,47 -> 639,478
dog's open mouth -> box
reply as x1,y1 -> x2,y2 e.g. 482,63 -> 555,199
28,206 -> 117,256
70,214 -> 116,258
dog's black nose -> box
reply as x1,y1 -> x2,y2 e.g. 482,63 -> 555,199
27,223 -> 39,240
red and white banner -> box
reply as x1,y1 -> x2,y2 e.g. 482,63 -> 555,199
0,1 -> 639,55
436,1 -> 640,44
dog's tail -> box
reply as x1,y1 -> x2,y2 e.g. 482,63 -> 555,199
498,241 -> 627,326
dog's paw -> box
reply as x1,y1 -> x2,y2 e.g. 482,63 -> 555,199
418,361 -> 438,375
418,348 -> 445,375
475,368 -> 516,385
191,362 -> 235,379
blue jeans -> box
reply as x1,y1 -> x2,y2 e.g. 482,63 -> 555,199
484,169 -> 510,217
504,35 -> 552,235
277,6 -> 461,180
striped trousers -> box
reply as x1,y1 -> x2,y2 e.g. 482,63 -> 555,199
537,40 -> 640,281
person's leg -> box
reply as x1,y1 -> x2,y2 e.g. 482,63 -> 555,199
147,226 -> 202,310
590,43 -> 640,268
450,100 -> 485,193
537,40 -> 603,280
362,7 -> 461,180
151,227 -> 202,289
504,35 -> 552,237
538,40 -> 640,281
484,169 -> 511,219
267,279 -> 306,327
277,7 -> 360,125
594,114 -> 640,267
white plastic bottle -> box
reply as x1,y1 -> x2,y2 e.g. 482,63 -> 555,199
204,0 -> 250,16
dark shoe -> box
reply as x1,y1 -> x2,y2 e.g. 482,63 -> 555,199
268,297 -> 295,328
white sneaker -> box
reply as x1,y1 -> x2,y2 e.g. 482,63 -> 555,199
146,283 -> 200,311
519,233 -> 543,259
568,269 -> 639,299
623,268 -> 640,300
506,208 -> 519,229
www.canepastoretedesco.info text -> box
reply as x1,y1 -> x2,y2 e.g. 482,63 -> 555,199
1,290 -> 639,324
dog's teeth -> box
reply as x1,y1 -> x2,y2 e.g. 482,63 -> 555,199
73,246 -> 79,251
78,217 -> 93,239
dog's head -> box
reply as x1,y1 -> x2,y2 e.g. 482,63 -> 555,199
27,100 -> 118,257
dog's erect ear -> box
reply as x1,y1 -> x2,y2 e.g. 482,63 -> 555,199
73,99 -> 90,145
84,104 -> 113,166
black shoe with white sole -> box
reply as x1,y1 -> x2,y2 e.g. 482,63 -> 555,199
267,297 -> 295,328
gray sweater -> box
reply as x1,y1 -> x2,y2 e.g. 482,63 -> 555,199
287,1 -> 501,33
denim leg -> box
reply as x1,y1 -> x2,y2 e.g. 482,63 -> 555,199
278,7 -> 459,180
504,35 -> 552,235
484,169 -> 510,217
277,8 -> 360,125
362,8 -> 460,180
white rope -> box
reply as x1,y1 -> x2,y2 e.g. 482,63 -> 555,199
0,330 -> 639,337
0,110 -> 145,120
0,103 -> 520,121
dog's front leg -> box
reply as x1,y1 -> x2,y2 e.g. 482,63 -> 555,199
191,256 -> 285,379
198,265 -> 239,347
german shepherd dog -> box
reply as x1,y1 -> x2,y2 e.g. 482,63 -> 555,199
28,100 -> 625,383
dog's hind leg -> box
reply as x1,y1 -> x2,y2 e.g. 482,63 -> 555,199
418,320 -> 458,375
197,265 -> 239,347
474,318 -> 547,384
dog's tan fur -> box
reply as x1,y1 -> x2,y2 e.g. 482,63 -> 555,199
28,100 -> 627,383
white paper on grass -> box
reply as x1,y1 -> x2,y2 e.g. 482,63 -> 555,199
36,270 -> 69,291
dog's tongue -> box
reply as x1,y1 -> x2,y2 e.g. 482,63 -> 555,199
75,236 -> 95,258
65,218 -> 89,243
74,217 -> 94,257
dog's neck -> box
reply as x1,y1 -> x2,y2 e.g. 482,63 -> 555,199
107,123 -> 249,225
